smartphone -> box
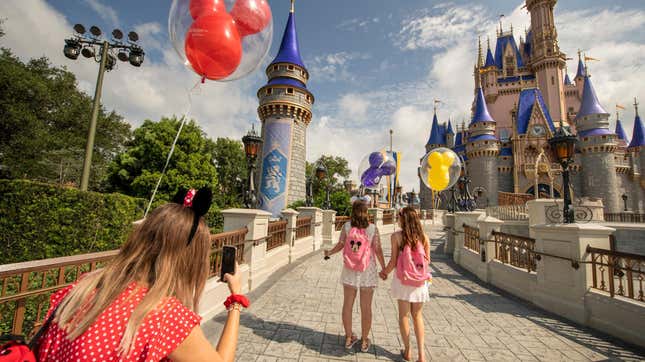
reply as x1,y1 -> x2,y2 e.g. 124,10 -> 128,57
220,246 -> 236,281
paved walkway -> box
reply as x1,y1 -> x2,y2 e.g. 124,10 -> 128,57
204,225 -> 645,361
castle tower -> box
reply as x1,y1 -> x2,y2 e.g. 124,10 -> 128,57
256,0 -> 314,216
526,0 -> 567,125
628,99 -> 645,191
467,87 -> 499,206
420,110 -> 447,209
575,69 -> 620,212
446,120 -> 455,148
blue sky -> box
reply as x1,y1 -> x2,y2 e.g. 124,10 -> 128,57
1,0 -> 644,189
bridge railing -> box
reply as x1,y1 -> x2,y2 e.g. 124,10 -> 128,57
492,230 -> 537,272
587,246 -> 644,302
382,211 -> 394,225
295,216 -> 312,239
604,213 -> 645,223
463,224 -> 480,253
486,204 -> 528,221
0,226 -> 249,337
334,216 -> 349,231
266,220 -> 288,251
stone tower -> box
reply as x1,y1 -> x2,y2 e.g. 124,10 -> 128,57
628,99 -> 645,191
256,0 -> 314,217
467,87 -> 500,206
420,111 -> 447,210
575,69 -> 620,213
526,0 -> 567,125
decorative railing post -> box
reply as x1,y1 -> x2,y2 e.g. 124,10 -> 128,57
453,211 -> 485,264
368,208 -> 384,229
221,208 -> 271,291
443,213 -> 456,254
322,210 -> 337,246
477,215 -> 503,269
281,208 -> 299,263
297,207 -> 323,251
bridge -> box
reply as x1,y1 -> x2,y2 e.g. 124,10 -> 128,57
2,207 -> 644,361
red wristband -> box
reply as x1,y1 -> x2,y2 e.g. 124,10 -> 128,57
223,294 -> 250,309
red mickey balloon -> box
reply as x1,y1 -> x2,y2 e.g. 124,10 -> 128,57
230,0 -> 272,37
185,12 -> 242,80
189,0 -> 226,20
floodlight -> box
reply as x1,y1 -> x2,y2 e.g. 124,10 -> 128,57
127,31 -> 139,42
73,24 -> 86,34
89,25 -> 102,37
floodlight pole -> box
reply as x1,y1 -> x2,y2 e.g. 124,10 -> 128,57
80,41 -> 108,191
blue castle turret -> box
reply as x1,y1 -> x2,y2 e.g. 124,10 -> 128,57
256,0 -> 314,216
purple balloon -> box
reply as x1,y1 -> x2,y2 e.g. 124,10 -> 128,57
368,152 -> 385,168
380,160 -> 396,176
361,167 -> 382,188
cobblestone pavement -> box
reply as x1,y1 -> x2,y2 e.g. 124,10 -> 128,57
204,225 -> 645,361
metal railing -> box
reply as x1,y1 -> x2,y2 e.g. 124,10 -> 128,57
1,227 -> 248,337
587,246 -> 644,302
492,231 -> 537,272
295,216 -> 312,239
463,224 -> 480,253
382,211 -> 394,225
486,204 -> 528,221
209,227 -> 248,279
266,220 -> 288,251
335,216 -> 350,231
604,213 -> 645,223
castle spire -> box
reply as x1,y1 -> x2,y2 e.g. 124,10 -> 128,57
427,112 -> 444,146
484,37 -> 495,67
271,0 -> 305,69
564,65 -> 572,85
471,87 -> 495,124
575,66 -> 608,120
628,98 -> 645,149
575,49 -> 585,79
290,0 -> 294,13
477,36 -> 483,68
615,117 -> 628,143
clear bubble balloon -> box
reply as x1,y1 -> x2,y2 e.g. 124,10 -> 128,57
169,0 -> 273,82
358,150 -> 397,190
420,148 -> 462,191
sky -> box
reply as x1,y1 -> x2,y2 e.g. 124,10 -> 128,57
1,0 -> 644,191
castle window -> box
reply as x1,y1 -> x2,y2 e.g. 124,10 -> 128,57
287,88 -> 294,94
273,65 -> 278,71
568,107 -> 574,113
266,88 -> 272,95
288,65 -> 294,71
306,95 -> 311,102
551,76 -> 555,85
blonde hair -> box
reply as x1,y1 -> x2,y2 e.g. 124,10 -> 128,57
53,203 -> 211,355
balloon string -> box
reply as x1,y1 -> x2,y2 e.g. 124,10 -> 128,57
144,79 -> 202,217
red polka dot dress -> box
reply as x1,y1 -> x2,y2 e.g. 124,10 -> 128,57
37,283 -> 201,362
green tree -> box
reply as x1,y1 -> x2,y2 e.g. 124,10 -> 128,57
106,117 -> 218,203
299,154 -> 353,215
212,138 -> 247,208
0,49 -> 130,189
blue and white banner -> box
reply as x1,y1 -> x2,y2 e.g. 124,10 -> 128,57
258,119 -> 292,217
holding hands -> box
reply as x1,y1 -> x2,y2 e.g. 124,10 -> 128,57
379,269 -> 388,281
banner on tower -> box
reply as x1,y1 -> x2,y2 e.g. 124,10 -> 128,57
258,119 -> 293,217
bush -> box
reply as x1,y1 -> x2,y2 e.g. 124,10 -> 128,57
0,180 -> 146,263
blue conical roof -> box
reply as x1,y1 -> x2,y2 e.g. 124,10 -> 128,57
576,75 -> 608,120
427,113 -> 443,145
615,119 -> 628,142
446,120 -> 454,134
270,11 -> 306,69
575,57 -> 585,79
628,114 -> 645,149
471,88 -> 495,124
564,73 -> 572,85
484,47 -> 495,67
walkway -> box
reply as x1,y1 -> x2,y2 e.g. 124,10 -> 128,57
204,225 -> 645,361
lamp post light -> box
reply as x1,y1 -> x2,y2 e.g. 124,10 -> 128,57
242,125 -> 263,209
64,24 -> 145,191
395,184 -> 403,208
306,162 -> 328,208
548,121 -> 577,223
343,179 -> 353,193
405,190 -> 417,207
622,193 -> 628,212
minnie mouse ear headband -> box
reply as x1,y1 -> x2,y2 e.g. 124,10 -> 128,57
350,195 -> 371,204
172,187 -> 213,245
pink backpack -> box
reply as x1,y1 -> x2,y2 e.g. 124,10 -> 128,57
396,240 -> 430,287
342,223 -> 373,272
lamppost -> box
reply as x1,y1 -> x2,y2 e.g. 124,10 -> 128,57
395,184 -> 403,209
64,24 -> 145,191
306,162 -> 328,207
343,179 -> 354,193
548,121 -> 577,223
242,125 -> 263,209
405,190 -> 417,207
622,193 -> 628,212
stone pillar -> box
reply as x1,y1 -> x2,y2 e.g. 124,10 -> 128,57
443,213 -> 456,255
297,207 -> 323,251
453,211 -> 485,264
368,208 -> 384,229
526,199 -> 563,238
322,210 -> 337,246
477,215 -> 503,267
531,223 -> 614,324
281,208 -> 299,263
221,208 -> 272,290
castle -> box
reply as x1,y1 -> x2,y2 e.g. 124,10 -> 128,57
420,0 -> 645,214
256,0 -> 314,217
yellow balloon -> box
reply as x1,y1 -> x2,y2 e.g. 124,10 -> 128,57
441,152 -> 456,167
427,151 -> 443,167
427,170 -> 450,190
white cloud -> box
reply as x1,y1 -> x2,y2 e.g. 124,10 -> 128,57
339,94 -> 369,120
336,17 -> 381,32
308,51 -> 370,83
0,0 -> 259,142
83,0 -> 119,28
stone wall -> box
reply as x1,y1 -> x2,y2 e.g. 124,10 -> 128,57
469,156 -> 499,206
580,152 -> 620,213
288,121 -> 307,204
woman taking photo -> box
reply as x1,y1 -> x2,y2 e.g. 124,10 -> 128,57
324,197 -> 386,352
35,188 -> 246,362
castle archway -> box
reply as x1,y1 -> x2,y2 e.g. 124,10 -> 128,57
526,184 -> 561,199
